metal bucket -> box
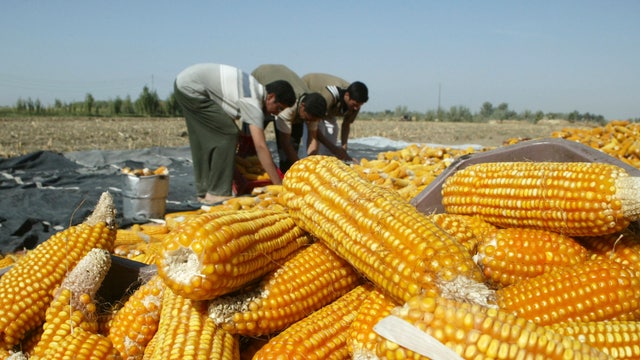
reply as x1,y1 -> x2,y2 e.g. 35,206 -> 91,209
121,174 -> 170,221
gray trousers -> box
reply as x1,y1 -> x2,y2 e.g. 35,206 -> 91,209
174,82 -> 239,197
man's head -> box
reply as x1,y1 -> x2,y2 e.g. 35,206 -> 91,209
265,80 -> 296,115
344,81 -> 369,112
298,92 -> 327,123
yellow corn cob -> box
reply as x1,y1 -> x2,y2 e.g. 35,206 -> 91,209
144,285 -> 240,360
31,248 -> 111,359
0,191 -> 116,348
546,320 -> 640,359
441,161 -> 640,236
156,209 -> 312,300
281,155 -> 489,305
209,242 -> 362,336
373,295 -> 610,359
107,274 -> 165,360
427,213 -> 497,254
128,242 -> 164,265
475,227 -> 590,288
495,257 -> 640,326
348,286 -> 398,358
579,230 -> 640,273
39,327 -> 121,360
0,254 -> 17,269
115,227 -> 161,248
252,284 -> 372,360
164,210 -> 205,230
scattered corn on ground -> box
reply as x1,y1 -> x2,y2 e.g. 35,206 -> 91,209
2,121 -> 640,358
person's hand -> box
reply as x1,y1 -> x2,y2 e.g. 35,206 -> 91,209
332,147 -> 349,161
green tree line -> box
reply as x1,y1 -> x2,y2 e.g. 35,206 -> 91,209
2,86 -> 180,117
2,85 -> 634,124
361,102 -> 617,125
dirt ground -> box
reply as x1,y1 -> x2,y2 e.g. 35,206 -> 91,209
0,116 -> 590,159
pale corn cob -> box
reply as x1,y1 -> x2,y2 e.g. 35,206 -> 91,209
40,327 -> 121,360
252,284 -> 372,359
495,257 -> 640,326
474,227 -> 590,288
281,155 -> 489,305
144,286 -> 240,360
209,242 -> 362,336
156,209 -> 312,300
372,295 -> 610,359
31,248 -> 111,359
348,286 -> 398,359
0,191 -> 116,348
546,320 -> 640,359
107,274 -> 165,360
441,161 -> 640,236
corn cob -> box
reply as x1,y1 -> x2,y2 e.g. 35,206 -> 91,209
0,254 -> 17,269
144,285 -> 240,360
209,242 -> 362,336
252,284 -> 372,360
441,161 -> 640,236
39,327 -> 122,360
579,230 -> 640,273
474,227 -> 590,288
281,155 -> 489,305
546,320 -> 640,359
107,274 -> 165,360
372,295 -> 610,359
348,286 -> 398,358
495,257 -> 640,326
31,248 -> 111,359
0,191 -> 116,348
156,209 -> 312,300
427,213 -> 497,254
128,242 -> 164,265
164,210 -> 205,230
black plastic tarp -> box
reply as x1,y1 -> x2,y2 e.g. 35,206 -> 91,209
0,137 -> 416,254
0,146 -> 199,254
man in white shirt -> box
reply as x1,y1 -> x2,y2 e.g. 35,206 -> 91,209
174,63 -> 296,204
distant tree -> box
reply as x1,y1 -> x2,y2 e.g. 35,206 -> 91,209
164,92 -> 181,116
122,95 -> 135,115
135,86 -> 162,116
34,99 -> 42,114
84,93 -> 95,115
447,105 -> 473,122
111,96 -> 123,115
422,109 -> 437,122
480,101 -> 494,118
394,105 -> 409,118
519,109 -> 530,120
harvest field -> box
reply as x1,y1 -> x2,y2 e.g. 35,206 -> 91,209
0,116 -> 582,158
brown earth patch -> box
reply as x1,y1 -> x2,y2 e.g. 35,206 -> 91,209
0,116 -> 591,159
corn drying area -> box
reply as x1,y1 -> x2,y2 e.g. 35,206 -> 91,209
2,120 -> 640,359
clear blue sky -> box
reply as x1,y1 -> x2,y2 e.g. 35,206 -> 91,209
1,1 -> 638,119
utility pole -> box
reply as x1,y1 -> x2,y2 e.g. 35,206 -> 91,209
437,83 -> 442,121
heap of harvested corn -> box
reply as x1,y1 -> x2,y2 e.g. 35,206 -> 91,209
1,121 -> 640,359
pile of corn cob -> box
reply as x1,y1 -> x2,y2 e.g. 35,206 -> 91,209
1,120 -> 640,359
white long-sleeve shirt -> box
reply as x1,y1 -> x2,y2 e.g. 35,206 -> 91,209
175,63 -> 266,128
